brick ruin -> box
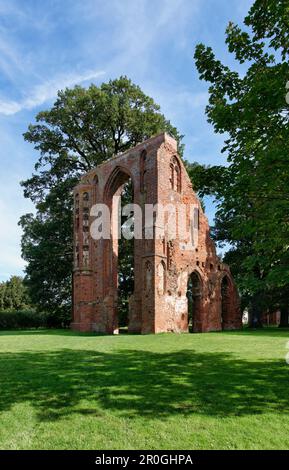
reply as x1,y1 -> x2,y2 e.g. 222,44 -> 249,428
72,133 -> 241,334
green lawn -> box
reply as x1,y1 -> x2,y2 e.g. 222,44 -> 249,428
0,328 -> 289,450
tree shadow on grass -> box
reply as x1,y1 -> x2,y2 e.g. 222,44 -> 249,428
0,347 -> 289,422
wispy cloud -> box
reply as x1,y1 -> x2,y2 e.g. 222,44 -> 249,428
0,68 -> 105,115
0,184 -> 32,280
0,122 -> 35,280
0,0 -> 199,116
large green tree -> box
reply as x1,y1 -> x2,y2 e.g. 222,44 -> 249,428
193,0 -> 289,325
0,276 -> 30,311
20,76 -> 183,319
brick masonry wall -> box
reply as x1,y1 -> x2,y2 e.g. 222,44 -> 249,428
71,133 -> 242,334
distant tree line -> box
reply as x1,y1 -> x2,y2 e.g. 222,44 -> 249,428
0,276 -> 70,329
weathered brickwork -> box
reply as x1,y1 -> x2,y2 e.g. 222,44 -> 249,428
72,133 -> 241,334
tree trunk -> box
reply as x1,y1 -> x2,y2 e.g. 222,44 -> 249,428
248,293 -> 263,328
279,305 -> 289,328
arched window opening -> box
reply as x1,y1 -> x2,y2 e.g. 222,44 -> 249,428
221,276 -> 230,329
141,149 -> 147,163
170,156 -> 181,193
118,178 -> 134,330
157,261 -> 166,295
169,163 -> 174,190
104,169 -> 135,332
186,271 -> 202,332
175,164 -> 181,192
82,192 -> 90,222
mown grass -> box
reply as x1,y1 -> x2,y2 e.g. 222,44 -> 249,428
0,328 -> 288,450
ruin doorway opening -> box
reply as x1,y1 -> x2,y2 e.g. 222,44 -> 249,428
104,168 -> 135,334
221,276 -> 230,330
118,179 -> 134,332
187,271 -> 202,333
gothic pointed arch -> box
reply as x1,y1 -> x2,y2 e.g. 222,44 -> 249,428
170,155 -> 181,192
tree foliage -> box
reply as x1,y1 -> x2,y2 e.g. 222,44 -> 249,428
194,0 -> 289,324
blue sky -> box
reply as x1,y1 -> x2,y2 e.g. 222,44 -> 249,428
0,0 -> 253,282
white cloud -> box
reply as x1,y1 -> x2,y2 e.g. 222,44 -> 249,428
72,0 -> 201,78
0,99 -> 21,115
0,0 -> 200,117
0,68 -> 106,115
0,194 -> 31,280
